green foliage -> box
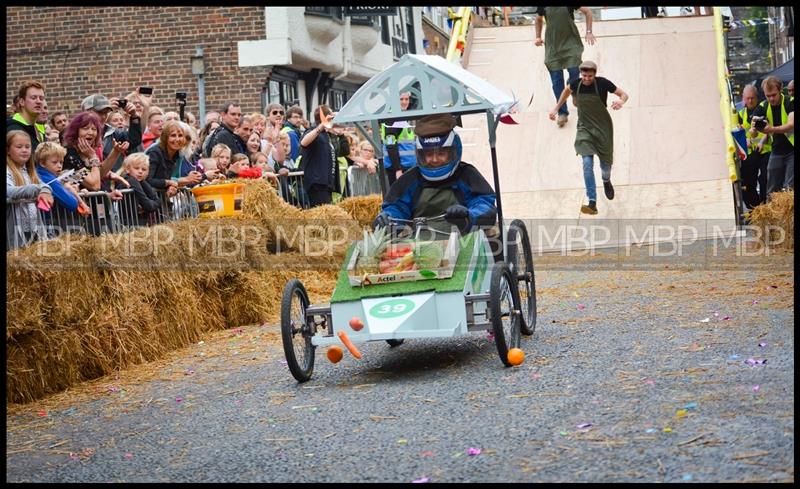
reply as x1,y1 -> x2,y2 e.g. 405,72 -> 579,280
744,6 -> 769,49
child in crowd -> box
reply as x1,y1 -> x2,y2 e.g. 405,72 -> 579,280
226,153 -> 264,179
247,151 -> 280,184
119,153 -> 162,226
6,130 -> 54,249
34,142 -> 89,217
197,157 -> 225,182
210,144 -> 232,176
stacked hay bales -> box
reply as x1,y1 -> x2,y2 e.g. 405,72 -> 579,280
337,194 -> 383,228
6,180 -> 378,404
747,190 -> 794,250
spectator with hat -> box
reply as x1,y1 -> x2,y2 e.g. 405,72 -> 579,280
81,93 -> 142,172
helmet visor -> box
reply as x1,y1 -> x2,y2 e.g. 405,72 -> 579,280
416,131 -> 457,168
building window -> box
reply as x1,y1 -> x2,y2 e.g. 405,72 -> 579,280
392,37 -> 409,59
351,15 -> 381,29
328,90 -> 348,112
304,6 -> 343,23
380,16 -> 391,45
267,73 -> 299,108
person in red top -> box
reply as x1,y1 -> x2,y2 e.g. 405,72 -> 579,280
142,108 -> 164,150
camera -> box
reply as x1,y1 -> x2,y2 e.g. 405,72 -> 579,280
752,116 -> 767,131
118,98 -> 128,109
175,91 -> 187,101
111,128 -> 128,144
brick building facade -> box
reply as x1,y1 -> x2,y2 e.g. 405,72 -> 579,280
6,7 -> 269,118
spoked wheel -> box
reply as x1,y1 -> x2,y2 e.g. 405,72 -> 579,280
280,279 -> 316,382
506,219 -> 537,336
386,339 -> 405,347
489,261 -> 522,367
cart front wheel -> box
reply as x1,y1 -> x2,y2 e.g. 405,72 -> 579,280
281,279 -> 316,382
489,261 -> 522,367
507,219 -> 537,335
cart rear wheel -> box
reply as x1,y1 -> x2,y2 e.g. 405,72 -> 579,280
507,219 -> 537,336
489,261 -> 522,367
280,279 -> 315,382
386,339 -> 405,347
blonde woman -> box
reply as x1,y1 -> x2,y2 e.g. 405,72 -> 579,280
146,120 -> 201,197
352,141 -> 378,175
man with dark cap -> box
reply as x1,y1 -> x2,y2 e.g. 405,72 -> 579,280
373,113 -> 497,235
82,93 -> 142,171
548,59 -> 629,215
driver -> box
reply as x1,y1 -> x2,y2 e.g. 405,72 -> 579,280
373,113 -> 497,235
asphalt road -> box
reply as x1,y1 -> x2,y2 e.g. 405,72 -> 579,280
6,246 -> 795,482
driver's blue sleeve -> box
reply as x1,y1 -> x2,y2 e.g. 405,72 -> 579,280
456,167 -> 497,229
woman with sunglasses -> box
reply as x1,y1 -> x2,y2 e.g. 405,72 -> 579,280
265,103 -> 285,149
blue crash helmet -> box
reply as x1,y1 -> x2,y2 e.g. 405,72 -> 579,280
415,130 -> 462,181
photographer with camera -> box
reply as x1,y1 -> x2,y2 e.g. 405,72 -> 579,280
750,76 -> 794,198
82,93 -> 142,173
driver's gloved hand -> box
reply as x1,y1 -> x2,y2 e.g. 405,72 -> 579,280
372,212 -> 391,230
445,204 -> 471,234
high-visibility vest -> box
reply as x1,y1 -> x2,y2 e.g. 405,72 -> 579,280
738,106 -> 771,153
380,121 -> 416,169
762,95 -> 794,147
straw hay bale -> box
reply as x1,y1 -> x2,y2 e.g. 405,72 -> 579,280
337,194 -> 383,228
6,179 -> 379,404
747,190 -> 794,250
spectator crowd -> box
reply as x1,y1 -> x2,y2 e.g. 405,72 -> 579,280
6,80 -> 397,249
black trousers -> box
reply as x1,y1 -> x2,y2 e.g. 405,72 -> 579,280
307,184 -> 332,208
741,151 -> 769,208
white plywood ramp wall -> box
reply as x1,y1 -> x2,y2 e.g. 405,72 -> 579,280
458,16 -> 735,245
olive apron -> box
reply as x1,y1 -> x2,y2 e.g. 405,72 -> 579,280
574,80 -> 614,165
414,186 -> 460,236
543,7 -> 584,72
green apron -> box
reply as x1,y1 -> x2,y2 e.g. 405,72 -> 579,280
543,7 -> 584,72
414,186 -> 460,236
574,80 -> 614,165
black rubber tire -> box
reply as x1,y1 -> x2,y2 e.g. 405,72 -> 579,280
489,261 -> 522,367
386,339 -> 405,347
280,279 -> 315,382
506,219 -> 537,335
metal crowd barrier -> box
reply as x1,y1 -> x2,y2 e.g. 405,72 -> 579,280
275,171 -> 311,209
346,166 -> 382,197
6,197 -> 48,251
150,187 -> 200,225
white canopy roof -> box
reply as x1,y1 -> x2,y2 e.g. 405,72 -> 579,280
333,54 -> 517,124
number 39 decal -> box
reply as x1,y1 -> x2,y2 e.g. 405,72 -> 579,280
369,299 -> 415,319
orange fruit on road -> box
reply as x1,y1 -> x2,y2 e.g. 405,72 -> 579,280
327,346 -> 344,363
349,317 -> 364,331
507,348 -> 525,366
